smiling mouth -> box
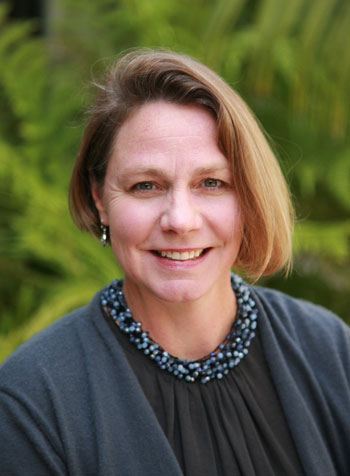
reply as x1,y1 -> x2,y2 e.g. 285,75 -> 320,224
152,249 -> 209,261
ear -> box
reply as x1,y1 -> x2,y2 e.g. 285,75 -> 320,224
91,180 -> 109,226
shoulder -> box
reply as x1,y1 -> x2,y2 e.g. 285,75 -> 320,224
253,285 -> 348,333
252,285 -> 350,368
0,289 -> 120,449
252,287 -> 350,474
0,289 -> 140,475
0,291 -> 105,387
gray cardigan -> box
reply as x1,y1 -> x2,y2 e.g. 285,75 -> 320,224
0,286 -> 349,475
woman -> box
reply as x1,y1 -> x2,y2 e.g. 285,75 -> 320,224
0,49 -> 349,476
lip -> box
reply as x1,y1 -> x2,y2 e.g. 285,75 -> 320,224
150,247 -> 211,269
152,248 -> 205,252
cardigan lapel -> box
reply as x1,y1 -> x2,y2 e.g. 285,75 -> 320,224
91,292 -> 184,476
253,289 -> 338,476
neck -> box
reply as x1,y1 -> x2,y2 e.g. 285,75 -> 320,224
123,277 -> 237,360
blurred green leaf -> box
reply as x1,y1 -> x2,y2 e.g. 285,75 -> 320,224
1,0 -> 349,362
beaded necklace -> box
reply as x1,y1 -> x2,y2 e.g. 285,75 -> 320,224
100,273 -> 258,384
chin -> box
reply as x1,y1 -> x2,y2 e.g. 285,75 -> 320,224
153,280 -> 208,304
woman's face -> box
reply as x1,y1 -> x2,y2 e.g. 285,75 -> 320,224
93,101 -> 243,303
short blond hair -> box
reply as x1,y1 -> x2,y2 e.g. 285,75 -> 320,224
69,49 -> 294,280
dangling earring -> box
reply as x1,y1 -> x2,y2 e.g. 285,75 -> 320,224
100,222 -> 108,247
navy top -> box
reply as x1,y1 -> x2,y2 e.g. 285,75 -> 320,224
105,311 -> 304,475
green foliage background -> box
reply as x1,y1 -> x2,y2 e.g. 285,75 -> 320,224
1,0 -> 349,362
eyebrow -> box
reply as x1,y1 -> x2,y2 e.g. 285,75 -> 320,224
118,165 -> 231,180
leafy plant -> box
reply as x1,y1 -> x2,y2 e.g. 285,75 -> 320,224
1,0 -> 349,363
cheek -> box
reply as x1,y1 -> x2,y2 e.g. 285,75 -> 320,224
210,196 -> 243,240
107,201 -> 157,245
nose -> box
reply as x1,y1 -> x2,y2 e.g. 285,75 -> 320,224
160,188 -> 202,234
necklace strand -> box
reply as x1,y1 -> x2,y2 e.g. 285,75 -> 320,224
101,273 -> 258,384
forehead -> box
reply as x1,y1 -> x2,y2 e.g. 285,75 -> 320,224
118,101 -> 216,141
110,101 -> 228,172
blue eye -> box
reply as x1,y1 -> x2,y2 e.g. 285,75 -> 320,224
203,178 -> 221,188
134,182 -> 155,191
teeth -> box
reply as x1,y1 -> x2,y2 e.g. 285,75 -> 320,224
158,250 -> 204,260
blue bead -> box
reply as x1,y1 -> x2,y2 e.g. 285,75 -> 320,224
102,274 -> 258,385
